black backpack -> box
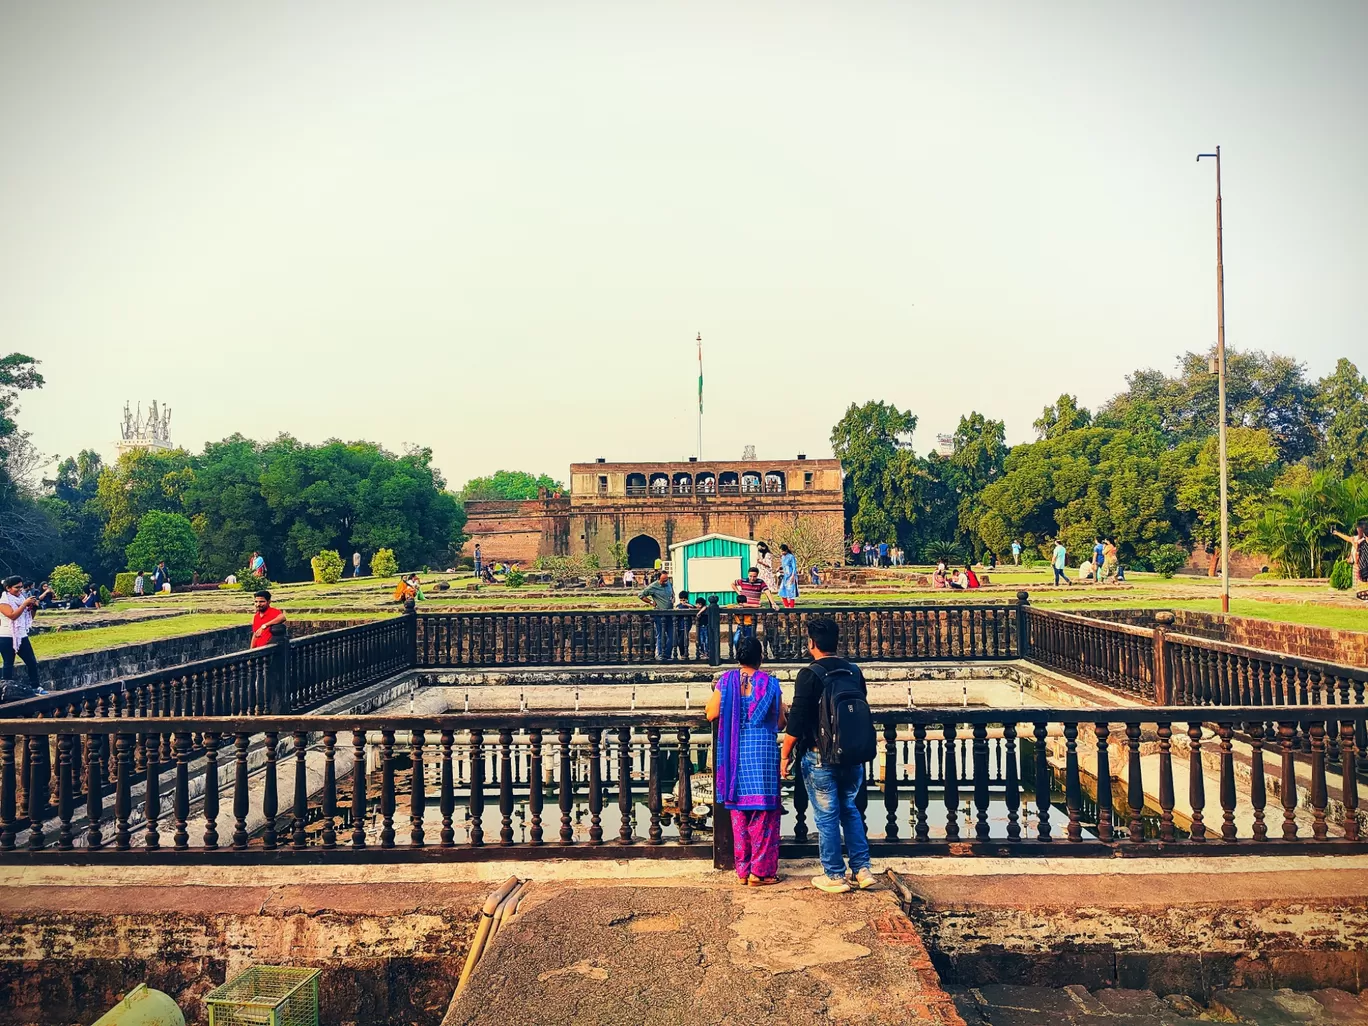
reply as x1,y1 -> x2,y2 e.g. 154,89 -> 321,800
811,661 -> 876,766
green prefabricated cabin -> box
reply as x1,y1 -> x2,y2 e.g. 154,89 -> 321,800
667,533 -> 759,605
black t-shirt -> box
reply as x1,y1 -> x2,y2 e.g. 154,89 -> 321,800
784,656 -> 867,752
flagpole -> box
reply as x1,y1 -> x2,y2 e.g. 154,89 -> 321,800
697,332 -> 703,459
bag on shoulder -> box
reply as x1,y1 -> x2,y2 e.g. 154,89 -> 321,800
812,661 -> 876,766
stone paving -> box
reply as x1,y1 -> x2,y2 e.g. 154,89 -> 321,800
952,984 -> 1368,1025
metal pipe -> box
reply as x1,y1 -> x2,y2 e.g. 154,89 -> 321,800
452,875 -> 519,1003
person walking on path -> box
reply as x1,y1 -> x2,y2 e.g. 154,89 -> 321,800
250,590 -> 288,647
850,540 -> 861,566
0,575 -> 45,700
1102,539 -> 1119,581
1011,539 -> 1022,565
133,571 -> 145,596
1051,540 -> 1072,586
707,636 -> 786,886
781,616 -> 873,893
777,543 -> 799,609
152,561 -> 169,592
1334,520 -> 1368,599
755,543 -> 779,608
1092,539 -> 1105,584
639,571 -> 676,661
352,551 -> 362,578
473,544 -> 482,580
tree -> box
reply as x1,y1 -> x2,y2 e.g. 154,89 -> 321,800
945,412 -> 1007,556
49,563 -> 90,600
1032,395 -> 1092,440
772,516 -> 846,574
1315,358 -> 1368,477
830,401 -> 927,546
460,470 -> 563,501
0,353 -> 57,577
1176,427 -> 1280,563
95,447 -> 196,561
182,436 -> 274,581
1243,472 -> 1368,578
125,511 -> 200,583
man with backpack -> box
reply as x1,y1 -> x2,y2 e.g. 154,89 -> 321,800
780,615 -> 875,893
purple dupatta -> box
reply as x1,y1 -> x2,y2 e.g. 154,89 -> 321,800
714,668 -> 781,810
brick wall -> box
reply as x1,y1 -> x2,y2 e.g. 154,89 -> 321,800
1086,608 -> 1368,669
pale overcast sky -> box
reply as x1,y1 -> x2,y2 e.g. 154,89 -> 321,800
2,2 -> 1364,488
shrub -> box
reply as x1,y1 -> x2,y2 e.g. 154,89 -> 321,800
531,554 -> 598,585
371,548 -> 399,578
235,568 -> 270,592
505,569 -> 526,588
1330,559 -> 1353,590
113,571 -> 138,597
49,563 -> 90,600
98,585 -> 112,606
921,541 -> 965,566
311,549 -> 345,584
125,511 -> 200,584
1150,545 -> 1189,578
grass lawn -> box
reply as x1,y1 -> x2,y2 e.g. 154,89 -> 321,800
1041,595 -> 1368,633
31,611 -> 386,658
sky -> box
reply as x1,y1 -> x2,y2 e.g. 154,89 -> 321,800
2,1 -> 1364,490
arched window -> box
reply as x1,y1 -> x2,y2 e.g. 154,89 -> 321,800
626,473 -> 647,498
741,471 -> 762,494
695,472 -> 716,495
649,473 -> 670,495
718,471 -> 740,495
763,471 -> 786,493
672,472 -> 693,496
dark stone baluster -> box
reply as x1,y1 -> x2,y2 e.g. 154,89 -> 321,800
529,728 -> 544,846
352,728 -> 369,848
1125,722 -> 1144,844
468,729 -> 485,846
618,727 -> 634,843
793,752 -> 809,842
410,729 -> 426,848
1244,721 -> 1267,842
1309,721 -> 1328,842
321,731 -> 337,850
1214,721 -> 1236,842
114,733 -> 134,851
587,728 -> 604,844
677,728 -> 693,844
1157,723 -> 1175,843
1187,723 -> 1206,841
172,732 -> 190,851
1004,724 -> 1021,842
26,736 -> 47,849
201,731 -> 219,850
1064,722 -> 1082,842
1033,721 -> 1051,841
135,731 -> 159,851
1278,721 -> 1298,841
1341,721 -> 1359,842
376,729 -> 394,849
884,723 -> 900,840
558,728 -> 573,844
1093,723 -> 1113,843
439,729 -> 454,848
972,723 -> 990,840
56,733 -> 74,850
942,722 -> 959,841
261,732 -> 278,850
646,727 -> 662,845
0,735 -> 15,851
1356,682 -> 1368,775
291,730 -> 309,850
498,728 -> 513,846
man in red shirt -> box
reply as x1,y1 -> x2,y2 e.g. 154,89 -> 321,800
251,590 -> 287,648
731,566 -> 768,649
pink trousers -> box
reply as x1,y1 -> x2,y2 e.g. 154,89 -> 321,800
730,808 -> 781,881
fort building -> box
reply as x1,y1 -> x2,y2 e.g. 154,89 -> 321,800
462,455 -> 844,568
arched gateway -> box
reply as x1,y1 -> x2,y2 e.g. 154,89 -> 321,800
626,534 -> 662,569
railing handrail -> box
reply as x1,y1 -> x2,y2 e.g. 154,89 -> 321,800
289,614 -> 408,648
0,703 -> 1352,735
418,602 -> 1023,617
1163,629 -> 1368,681
1024,605 -> 1155,640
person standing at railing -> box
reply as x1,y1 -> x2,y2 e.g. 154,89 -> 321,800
1333,520 -> 1368,599
250,590 -> 287,648
731,567 -> 768,649
675,590 -> 694,659
639,571 -> 675,662
707,636 -> 785,886
0,575 -> 47,701
1051,540 -> 1072,587
780,616 -> 873,894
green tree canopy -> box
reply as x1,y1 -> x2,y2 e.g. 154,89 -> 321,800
1314,358 -> 1368,477
830,401 -> 927,546
126,510 -> 200,583
459,470 -> 563,501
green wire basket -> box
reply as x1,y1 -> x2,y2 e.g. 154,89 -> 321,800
205,966 -> 321,1026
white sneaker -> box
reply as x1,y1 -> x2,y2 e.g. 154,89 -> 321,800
812,874 -> 851,894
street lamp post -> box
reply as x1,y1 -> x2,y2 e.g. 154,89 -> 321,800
1197,146 -> 1229,614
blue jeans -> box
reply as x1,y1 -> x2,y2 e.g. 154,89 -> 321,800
1053,566 -> 1069,585
801,750 -> 870,878
653,615 -> 674,661
696,625 -> 709,660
